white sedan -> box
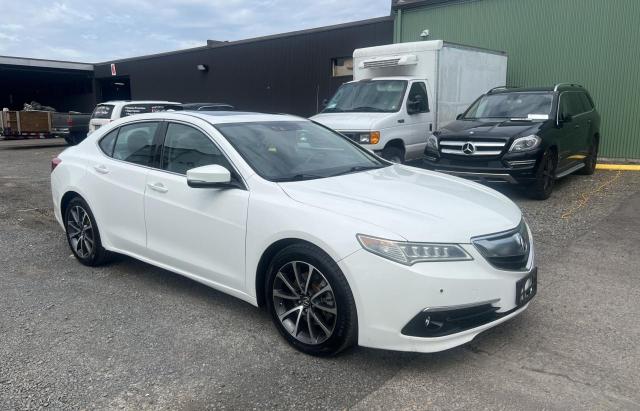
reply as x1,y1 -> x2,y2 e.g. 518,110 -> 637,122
51,111 -> 537,356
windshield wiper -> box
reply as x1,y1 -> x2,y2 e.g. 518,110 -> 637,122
273,173 -> 326,182
348,106 -> 386,113
330,165 -> 386,177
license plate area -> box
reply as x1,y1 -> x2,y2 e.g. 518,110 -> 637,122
515,268 -> 537,306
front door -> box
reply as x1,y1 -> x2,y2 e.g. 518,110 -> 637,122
144,122 -> 249,290
402,80 -> 434,160
556,91 -> 588,171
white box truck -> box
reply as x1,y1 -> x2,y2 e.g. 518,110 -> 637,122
310,40 -> 508,163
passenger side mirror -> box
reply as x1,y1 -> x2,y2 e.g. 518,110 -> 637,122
187,164 -> 236,189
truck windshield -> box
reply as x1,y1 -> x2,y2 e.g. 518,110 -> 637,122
215,121 -> 388,182
463,92 -> 553,120
322,80 -> 407,113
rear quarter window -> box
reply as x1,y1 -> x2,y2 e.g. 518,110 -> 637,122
91,105 -> 114,119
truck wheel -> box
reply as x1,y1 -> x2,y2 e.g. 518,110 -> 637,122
381,146 -> 404,164
63,136 -> 74,145
528,149 -> 557,200
70,132 -> 86,145
577,137 -> 598,175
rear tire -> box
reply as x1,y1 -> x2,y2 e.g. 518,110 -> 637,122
528,149 -> 557,200
265,243 -> 358,356
64,197 -> 112,266
381,146 -> 404,164
577,137 -> 598,175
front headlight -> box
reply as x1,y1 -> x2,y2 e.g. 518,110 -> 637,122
426,134 -> 439,151
357,234 -> 472,265
358,131 -> 380,145
509,134 -> 541,152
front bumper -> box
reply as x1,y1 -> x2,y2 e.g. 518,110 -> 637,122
423,148 -> 543,185
338,243 -> 536,353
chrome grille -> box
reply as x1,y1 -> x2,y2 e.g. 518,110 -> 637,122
440,140 -> 507,156
472,221 -> 531,271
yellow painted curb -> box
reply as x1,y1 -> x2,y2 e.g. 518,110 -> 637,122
596,164 -> 640,171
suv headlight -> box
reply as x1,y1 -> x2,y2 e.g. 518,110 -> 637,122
357,234 -> 472,265
509,135 -> 541,152
426,134 -> 439,151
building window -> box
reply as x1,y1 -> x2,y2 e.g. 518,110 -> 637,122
332,57 -> 353,77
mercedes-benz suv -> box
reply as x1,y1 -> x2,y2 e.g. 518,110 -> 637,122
423,84 -> 601,199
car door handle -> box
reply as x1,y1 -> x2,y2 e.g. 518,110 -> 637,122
147,182 -> 168,193
93,164 -> 109,174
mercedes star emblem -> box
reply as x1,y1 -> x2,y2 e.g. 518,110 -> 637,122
462,142 -> 476,155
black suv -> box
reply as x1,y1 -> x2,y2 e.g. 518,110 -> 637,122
423,84 -> 600,199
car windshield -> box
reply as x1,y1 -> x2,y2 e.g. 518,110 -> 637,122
215,121 -> 388,182
91,104 -> 114,119
322,80 -> 406,113
463,92 -> 553,120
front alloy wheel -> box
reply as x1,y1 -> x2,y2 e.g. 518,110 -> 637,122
266,244 -> 357,356
272,261 -> 337,345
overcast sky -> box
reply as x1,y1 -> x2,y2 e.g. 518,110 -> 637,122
0,0 -> 390,63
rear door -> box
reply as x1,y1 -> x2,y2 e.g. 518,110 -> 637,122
81,121 -> 161,255
144,121 -> 249,290
557,92 -> 588,169
402,80 -> 434,160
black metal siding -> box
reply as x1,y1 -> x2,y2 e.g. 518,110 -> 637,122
94,18 -> 393,117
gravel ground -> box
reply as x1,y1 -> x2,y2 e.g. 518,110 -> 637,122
1,138 -> 639,410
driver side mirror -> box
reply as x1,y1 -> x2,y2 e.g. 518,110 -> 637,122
456,113 -> 463,120
187,164 -> 239,189
322,98 -> 328,108
558,113 -> 573,126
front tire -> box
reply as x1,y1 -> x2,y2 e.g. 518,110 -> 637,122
528,149 -> 557,200
64,197 -> 112,266
381,146 -> 404,164
265,243 -> 358,356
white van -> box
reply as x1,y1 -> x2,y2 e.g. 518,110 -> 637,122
311,40 -> 508,163
88,100 -> 181,134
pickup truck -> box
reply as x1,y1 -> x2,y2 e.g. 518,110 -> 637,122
51,112 -> 91,145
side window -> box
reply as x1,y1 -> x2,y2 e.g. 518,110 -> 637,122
99,129 -> 118,156
560,92 -> 585,117
407,82 -> 429,113
112,122 -> 159,166
161,123 -> 232,175
579,92 -> 594,112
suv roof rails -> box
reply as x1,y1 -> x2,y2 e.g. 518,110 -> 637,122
553,83 -> 583,92
487,86 -> 509,94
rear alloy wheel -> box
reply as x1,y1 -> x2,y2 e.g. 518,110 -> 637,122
266,244 -> 357,356
528,150 -> 556,200
64,197 -> 112,266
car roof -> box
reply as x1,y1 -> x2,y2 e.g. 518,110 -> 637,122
120,111 -> 305,125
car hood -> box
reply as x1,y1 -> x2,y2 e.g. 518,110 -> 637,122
310,112 -> 392,131
278,165 -> 522,243
441,119 -> 542,139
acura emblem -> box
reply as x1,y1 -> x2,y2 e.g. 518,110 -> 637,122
462,142 -> 476,155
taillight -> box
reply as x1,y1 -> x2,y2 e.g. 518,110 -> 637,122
51,157 -> 62,172
67,115 -> 73,126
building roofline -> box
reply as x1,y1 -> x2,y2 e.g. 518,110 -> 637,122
0,55 -> 93,71
98,16 -> 393,65
392,0 -> 462,11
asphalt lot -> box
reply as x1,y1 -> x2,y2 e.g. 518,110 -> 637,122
1,138 -> 639,410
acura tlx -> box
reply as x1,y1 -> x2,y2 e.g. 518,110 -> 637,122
51,111 -> 537,356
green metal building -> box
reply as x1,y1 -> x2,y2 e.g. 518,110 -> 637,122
392,0 -> 640,160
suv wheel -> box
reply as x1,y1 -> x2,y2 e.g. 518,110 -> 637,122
381,146 -> 404,163
528,150 -> 557,200
265,243 -> 358,356
64,197 -> 112,266
578,137 -> 598,175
